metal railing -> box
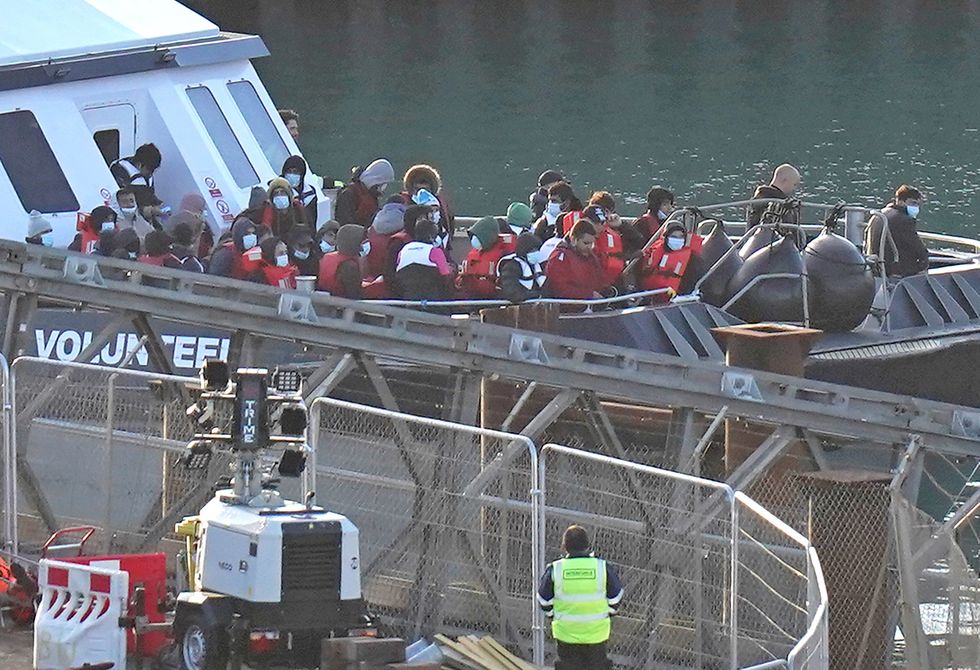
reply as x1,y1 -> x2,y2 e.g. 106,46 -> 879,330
0,353 -> 12,556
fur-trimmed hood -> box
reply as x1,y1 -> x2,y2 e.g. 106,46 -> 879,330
403,164 -> 442,194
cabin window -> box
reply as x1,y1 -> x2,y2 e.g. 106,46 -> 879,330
93,129 -> 120,166
0,110 -> 79,213
228,80 -> 290,173
185,86 -> 259,189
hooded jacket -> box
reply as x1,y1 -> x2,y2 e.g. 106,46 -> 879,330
402,164 -> 442,194
208,217 -> 254,279
318,224 -> 364,298
458,216 -> 516,299
282,155 -> 318,226
638,221 -> 703,299
335,159 -> 394,228
498,232 -> 546,302
262,177 -> 308,239
543,239 -> 604,302
365,202 -> 406,278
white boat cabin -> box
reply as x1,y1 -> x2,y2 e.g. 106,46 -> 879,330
0,0 -> 329,247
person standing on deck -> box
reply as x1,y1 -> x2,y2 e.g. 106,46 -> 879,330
538,525 -> 622,670
110,143 -> 167,223
747,163 -> 802,229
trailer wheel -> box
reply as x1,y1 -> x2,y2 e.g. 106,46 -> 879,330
178,610 -> 228,670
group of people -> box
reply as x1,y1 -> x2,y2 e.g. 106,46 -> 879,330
28,146 -> 930,304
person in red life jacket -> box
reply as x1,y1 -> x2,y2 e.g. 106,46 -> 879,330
69,206 -> 117,254
241,224 -> 273,276
287,226 -> 318,277
315,219 -> 340,255
209,216 -> 257,279
318,224 -> 369,299
335,158 -> 395,227
138,230 -> 181,269
498,232 -> 549,303
501,202 -> 535,236
261,177 -> 307,240
638,221 -> 704,303
532,181 -> 583,241
402,163 -> 454,234
585,204 -> 631,290
250,237 -> 298,289
364,201 -> 407,279
384,205 -> 429,297
457,216 -> 518,299
628,187 -> 675,255
395,218 -> 454,301
544,220 -> 607,304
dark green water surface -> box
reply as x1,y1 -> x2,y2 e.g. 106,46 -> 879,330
187,0 -> 980,233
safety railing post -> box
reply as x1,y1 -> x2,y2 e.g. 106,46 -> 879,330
0,353 -> 12,555
729,491 -> 739,670
104,372 -> 117,553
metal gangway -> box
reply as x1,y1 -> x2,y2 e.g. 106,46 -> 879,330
0,240 -> 977,668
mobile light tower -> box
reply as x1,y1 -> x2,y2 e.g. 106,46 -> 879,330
173,361 -> 367,670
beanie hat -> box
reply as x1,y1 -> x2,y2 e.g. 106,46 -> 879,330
248,185 -> 268,209
28,211 -> 52,238
412,188 -> 440,208
467,216 -> 500,251
506,202 -> 534,230
371,202 -> 407,235
359,159 -> 395,189
336,224 -> 365,256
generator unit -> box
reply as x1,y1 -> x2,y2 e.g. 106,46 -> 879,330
173,361 -> 367,670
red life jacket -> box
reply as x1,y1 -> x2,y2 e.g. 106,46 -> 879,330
260,261 -> 298,289
639,240 -> 696,300
557,211 -> 582,237
241,245 -> 263,275
458,234 -> 517,299
594,224 -> 625,286
365,227 -> 392,278
317,251 -> 358,295
81,229 -> 100,254
138,253 -> 178,267
350,181 -> 379,226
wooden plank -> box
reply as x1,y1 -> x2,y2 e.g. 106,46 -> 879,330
481,636 -> 538,670
435,635 -> 495,670
475,639 -> 523,670
457,636 -> 501,668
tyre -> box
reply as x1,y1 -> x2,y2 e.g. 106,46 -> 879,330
178,610 -> 229,670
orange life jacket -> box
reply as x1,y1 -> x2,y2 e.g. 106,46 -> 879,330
317,251 -> 358,294
241,245 -> 263,274
458,234 -> 517,298
260,261 -> 298,289
557,211 -> 582,238
639,241 -> 695,299
594,224 -> 625,286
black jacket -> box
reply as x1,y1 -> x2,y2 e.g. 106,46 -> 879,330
747,184 -> 800,229
867,203 -> 929,278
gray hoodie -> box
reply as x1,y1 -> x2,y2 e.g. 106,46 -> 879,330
360,159 -> 394,189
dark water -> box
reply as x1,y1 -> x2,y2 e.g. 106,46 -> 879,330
187,0 -> 980,233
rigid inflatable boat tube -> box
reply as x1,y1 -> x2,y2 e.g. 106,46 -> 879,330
726,235 -> 805,322
803,229 -> 875,332
696,220 -> 743,306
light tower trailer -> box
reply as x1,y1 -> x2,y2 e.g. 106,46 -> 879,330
172,361 -> 369,670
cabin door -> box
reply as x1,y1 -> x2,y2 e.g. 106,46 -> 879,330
81,104 -> 137,167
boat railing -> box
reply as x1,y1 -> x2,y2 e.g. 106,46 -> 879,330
371,287 -> 670,311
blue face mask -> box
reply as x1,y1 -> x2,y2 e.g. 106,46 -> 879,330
906,204 -> 920,218
526,249 -> 548,265
293,248 -> 310,260
40,233 -> 53,247
242,233 -> 257,249
320,239 -> 335,253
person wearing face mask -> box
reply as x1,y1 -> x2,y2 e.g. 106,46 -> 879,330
412,188 -> 453,252
250,236 -> 298,289
401,164 -> 454,232
209,216 -> 257,279
261,178 -> 308,240
395,218 -> 454,300
335,158 -> 395,227
287,226 -> 318,276
866,184 -> 929,278
317,224 -> 369,299
498,232 -> 549,303
110,143 -> 166,222
585,205 -> 631,290
26,211 -> 53,247
315,220 -> 340,256
747,164 -> 802,230
630,187 -> 676,252
529,169 -> 565,221
138,230 -> 181,268
114,228 -> 141,262
280,155 -> 318,229
114,188 -> 155,242
532,182 -> 583,241
544,220 -> 607,305
70,205 -> 117,254
638,221 -> 704,303
457,216 -> 518,299
241,224 -> 274,276
383,206 -> 428,297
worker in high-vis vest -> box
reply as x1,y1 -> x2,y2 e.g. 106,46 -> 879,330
537,525 -> 623,669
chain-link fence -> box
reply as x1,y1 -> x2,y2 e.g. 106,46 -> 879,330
308,396 -> 543,662
10,357 -> 203,554
537,443 -> 827,670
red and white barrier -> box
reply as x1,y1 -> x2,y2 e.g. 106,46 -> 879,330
33,559 -> 128,670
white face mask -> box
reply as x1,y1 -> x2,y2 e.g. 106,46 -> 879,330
275,254 -> 289,267
431,210 -> 442,224
666,236 -> 685,251
509,224 -> 524,236
526,249 -> 548,265
320,239 -> 335,253
293,248 -> 310,260
906,204 -> 920,218
360,240 -> 371,257
434,236 -> 444,248
40,233 -> 53,247
377,183 -> 388,194
273,194 -> 290,210
657,209 -> 668,221
285,173 -> 301,188
470,236 -> 483,251
101,221 -> 115,232
546,201 -> 562,217
121,206 -> 137,217
242,233 -> 258,249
